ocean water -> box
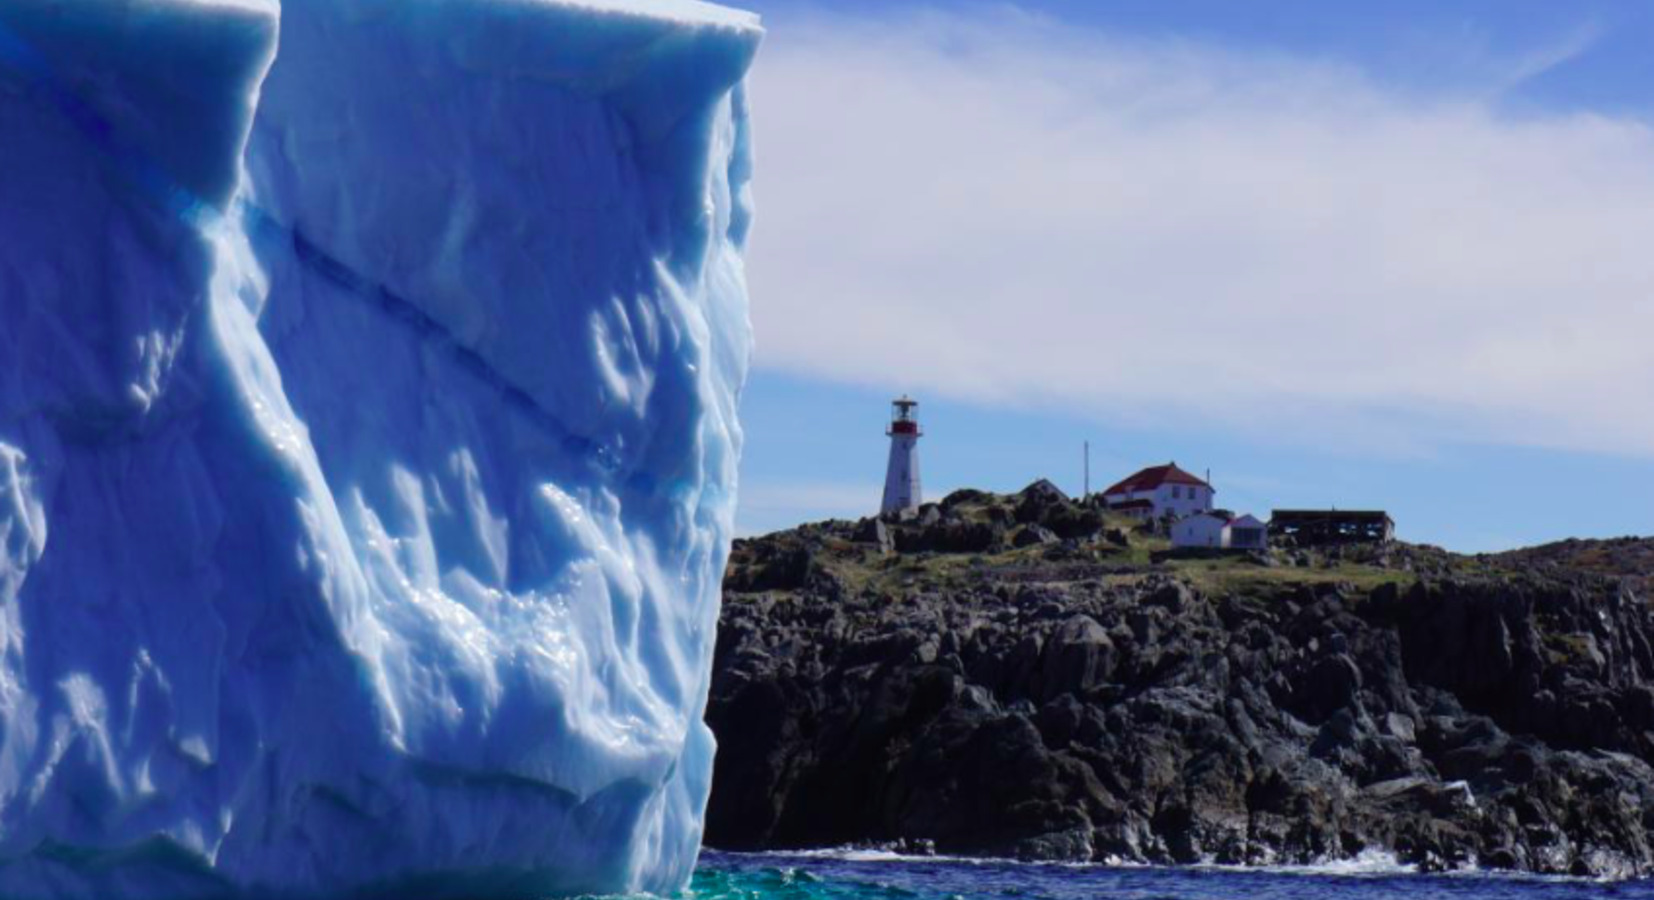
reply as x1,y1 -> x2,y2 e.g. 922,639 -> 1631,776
692,851 -> 1652,900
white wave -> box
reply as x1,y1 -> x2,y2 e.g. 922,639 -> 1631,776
714,846 -> 1637,884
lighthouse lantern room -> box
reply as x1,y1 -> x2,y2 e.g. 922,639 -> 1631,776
881,396 -> 923,516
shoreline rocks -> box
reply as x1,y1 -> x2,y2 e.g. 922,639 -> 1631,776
705,487 -> 1654,878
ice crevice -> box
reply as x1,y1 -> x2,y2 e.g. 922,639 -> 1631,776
0,0 -> 758,898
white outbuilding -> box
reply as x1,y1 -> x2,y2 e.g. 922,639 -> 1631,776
1171,512 -> 1270,551
1171,512 -> 1228,549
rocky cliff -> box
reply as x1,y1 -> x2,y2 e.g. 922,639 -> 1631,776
706,484 -> 1654,877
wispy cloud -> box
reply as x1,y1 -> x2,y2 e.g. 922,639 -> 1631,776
1490,19 -> 1604,93
743,8 -> 1654,459
1475,18 -> 1601,95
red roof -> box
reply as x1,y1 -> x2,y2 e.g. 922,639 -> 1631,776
1102,462 -> 1210,497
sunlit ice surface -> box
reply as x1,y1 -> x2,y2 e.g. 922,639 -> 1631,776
0,0 -> 757,896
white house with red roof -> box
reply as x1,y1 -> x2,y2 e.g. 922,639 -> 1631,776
1100,462 -> 1214,520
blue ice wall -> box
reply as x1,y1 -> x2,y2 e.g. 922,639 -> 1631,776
0,1 -> 758,897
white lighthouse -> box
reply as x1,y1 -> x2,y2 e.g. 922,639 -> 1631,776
881,396 -> 923,516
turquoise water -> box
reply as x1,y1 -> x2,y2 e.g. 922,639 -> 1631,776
693,851 -> 1652,900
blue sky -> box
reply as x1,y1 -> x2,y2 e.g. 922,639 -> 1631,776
728,0 -> 1654,551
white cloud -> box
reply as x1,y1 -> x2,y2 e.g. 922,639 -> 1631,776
743,7 -> 1654,458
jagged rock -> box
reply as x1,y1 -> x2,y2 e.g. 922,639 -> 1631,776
1044,506 -> 1106,540
1041,616 -> 1116,700
1020,478 -> 1070,504
710,490 -> 1654,877
724,539 -> 815,592
942,489 -> 991,509
1013,525 -> 1059,548
1015,479 -> 1070,525
853,517 -> 894,554
1293,653 -> 1364,723
896,520 -> 1006,554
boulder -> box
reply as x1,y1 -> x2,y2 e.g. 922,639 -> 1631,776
1013,525 -> 1059,548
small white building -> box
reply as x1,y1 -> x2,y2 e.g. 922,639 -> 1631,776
1101,462 -> 1214,520
1171,512 -> 1227,549
1172,512 -> 1270,551
1227,514 -> 1269,550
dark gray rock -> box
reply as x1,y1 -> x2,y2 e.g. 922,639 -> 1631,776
852,517 -> 894,554
1013,525 -> 1059,548
709,491 -> 1654,877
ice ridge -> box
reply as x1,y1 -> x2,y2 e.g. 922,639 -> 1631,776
0,0 -> 758,897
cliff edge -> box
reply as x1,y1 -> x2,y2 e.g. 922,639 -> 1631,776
707,485 -> 1654,877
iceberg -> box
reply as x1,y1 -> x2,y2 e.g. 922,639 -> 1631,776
0,0 -> 758,897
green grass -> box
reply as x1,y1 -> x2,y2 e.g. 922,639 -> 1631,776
729,501 -> 1440,606
1170,558 -> 1415,594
